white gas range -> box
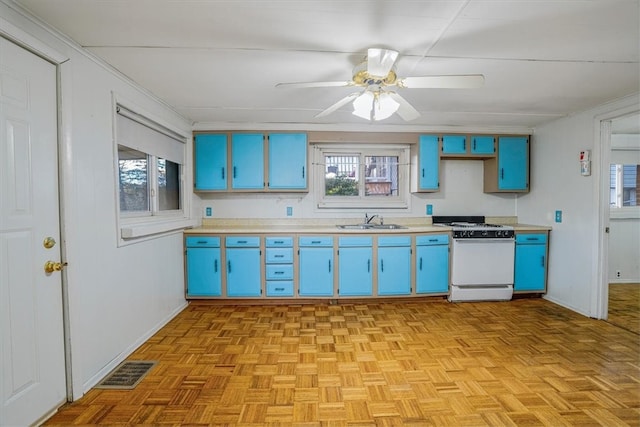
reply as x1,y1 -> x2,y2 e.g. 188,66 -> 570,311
433,216 -> 515,302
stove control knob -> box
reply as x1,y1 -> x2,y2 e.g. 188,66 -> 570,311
496,230 -> 502,237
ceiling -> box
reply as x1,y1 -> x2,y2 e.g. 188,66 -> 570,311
10,0 -> 640,130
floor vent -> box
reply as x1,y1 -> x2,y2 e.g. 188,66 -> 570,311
95,361 -> 157,390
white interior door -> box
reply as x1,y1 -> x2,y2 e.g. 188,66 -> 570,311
1,37 -> 66,426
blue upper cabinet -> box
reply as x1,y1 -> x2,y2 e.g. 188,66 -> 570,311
194,134 -> 228,191
231,133 -> 265,190
470,136 -> 496,155
268,133 -> 308,190
484,136 -> 529,192
441,135 -> 467,154
412,134 -> 440,192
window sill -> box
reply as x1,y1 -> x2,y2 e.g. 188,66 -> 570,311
120,217 -> 197,240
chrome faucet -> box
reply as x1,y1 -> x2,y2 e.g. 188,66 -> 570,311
365,213 -> 378,224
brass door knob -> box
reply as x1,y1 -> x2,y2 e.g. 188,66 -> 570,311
44,261 -> 67,274
43,237 -> 56,249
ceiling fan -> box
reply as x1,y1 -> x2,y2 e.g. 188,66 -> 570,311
276,48 -> 484,121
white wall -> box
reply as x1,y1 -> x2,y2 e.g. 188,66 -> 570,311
198,156 -> 519,220
518,95 -> 640,316
1,2 -> 193,399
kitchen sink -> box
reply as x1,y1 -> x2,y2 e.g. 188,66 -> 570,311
336,224 -> 373,229
336,224 -> 407,230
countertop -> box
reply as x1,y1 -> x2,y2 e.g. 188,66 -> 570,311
184,218 -> 551,235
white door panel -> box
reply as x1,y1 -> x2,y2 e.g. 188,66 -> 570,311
1,37 -> 66,426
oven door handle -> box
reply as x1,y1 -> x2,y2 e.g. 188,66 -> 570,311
453,238 -> 515,243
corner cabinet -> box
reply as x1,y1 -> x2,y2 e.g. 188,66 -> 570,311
484,136 -> 529,193
185,237 -> 222,297
514,233 -> 548,293
268,133 -> 307,190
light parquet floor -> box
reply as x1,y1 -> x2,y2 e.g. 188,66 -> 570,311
45,298 -> 640,426
608,283 -> 640,335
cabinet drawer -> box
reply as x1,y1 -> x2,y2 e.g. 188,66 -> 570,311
266,264 -> 293,280
378,236 -> 411,247
338,236 -> 373,247
416,234 -> 449,246
266,281 -> 294,297
516,233 -> 547,244
266,248 -> 293,263
185,236 -> 220,247
225,236 -> 260,247
266,237 -> 293,247
299,236 -> 333,247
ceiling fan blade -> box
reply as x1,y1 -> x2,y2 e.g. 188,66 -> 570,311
276,81 -> 353,89
387,92 -> 420,121
400,74 -> 485,89
315,92 -> 361,118
367,48 -> 399,77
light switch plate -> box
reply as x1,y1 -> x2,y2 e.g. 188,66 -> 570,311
286,206 -> 293,216
426,204 -> 433,215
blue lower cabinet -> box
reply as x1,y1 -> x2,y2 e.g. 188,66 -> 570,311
226,236 -> 262,297
185,237 -> 222,297
415,234 -> 449,294
338,237 -> 373,296
514,233 -> 548,292
265,236 -> 294,297
377,236 -> 412,295
299,236 -> 334,297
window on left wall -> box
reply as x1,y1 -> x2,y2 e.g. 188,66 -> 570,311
115,104 -> 191,242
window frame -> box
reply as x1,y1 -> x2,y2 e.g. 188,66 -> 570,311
313,143 -> 410,209
113,97 -> 194,244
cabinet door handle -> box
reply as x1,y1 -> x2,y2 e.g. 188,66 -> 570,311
422,168 -> 424,178
463,140 -> 466,151
419,257 -> 423,271
197,240 -> 208,244
237,240 -> 247,244
274,240 -> 284,244
275,287 -> 285,291
275,271 -> 284,275
302,166 -> 305,179
541,255 -> 545,267
381,259 -> 384,273
233,166 -> 237,178
221,167 -> 225,180
500,168 -> 504,180
274,254 -> 284,258
428,238 -> 438,242
367,259 -> 370,272
214,259 -> 218,273
227,260 -> 231,273
473,139 -> 476,151
328,260 -> 331,272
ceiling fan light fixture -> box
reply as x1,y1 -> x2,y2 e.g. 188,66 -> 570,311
352,91 -> 374,120
373,92 -> 400,121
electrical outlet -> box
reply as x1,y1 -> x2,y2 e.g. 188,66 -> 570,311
555,210 -> 562,223
286,206 -> 293,217
616,271 -> 621,278
204,206 -> 213,217
426,204 -> 433,215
